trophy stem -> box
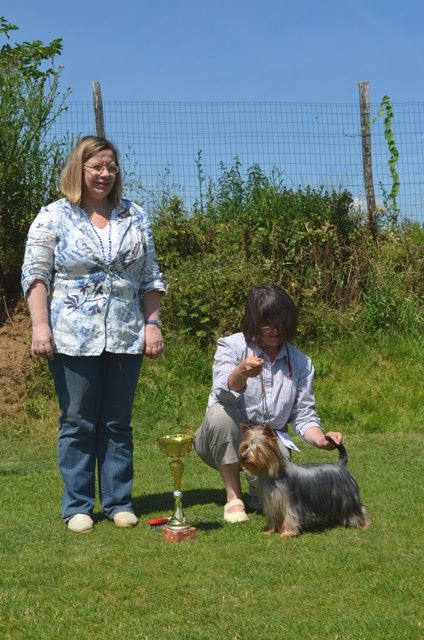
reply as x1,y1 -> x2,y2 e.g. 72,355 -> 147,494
169,458 -> 184,491
167,458 -> 188,529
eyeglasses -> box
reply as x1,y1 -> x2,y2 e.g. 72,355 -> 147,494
260,326 -> 280,335
84,163 -> 120,175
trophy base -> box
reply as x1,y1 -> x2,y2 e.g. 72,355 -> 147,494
162,525 -> 198,543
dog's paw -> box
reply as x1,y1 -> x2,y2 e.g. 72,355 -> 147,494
280,529 -> 299,538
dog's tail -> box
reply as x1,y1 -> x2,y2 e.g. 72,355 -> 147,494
325,435 -> 348,466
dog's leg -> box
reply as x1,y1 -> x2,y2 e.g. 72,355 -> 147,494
279,499 -> 300,538
357,508 -> 371,529
263,527 -> 276,537
261,480 -> 301,538
345,506 -> 371,529
279,514 -> 300,538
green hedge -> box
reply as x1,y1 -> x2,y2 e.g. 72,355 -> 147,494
152,163 -> 424,342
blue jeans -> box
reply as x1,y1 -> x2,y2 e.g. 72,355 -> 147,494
49,352 -> 143,521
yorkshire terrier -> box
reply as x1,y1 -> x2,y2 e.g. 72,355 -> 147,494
239,424 -> 370,538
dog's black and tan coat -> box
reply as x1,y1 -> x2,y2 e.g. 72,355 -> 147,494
239,424 -> 370,538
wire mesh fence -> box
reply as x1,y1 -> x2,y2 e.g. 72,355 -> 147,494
51,100 -> 424,221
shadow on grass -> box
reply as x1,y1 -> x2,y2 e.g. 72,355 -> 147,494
133,487 -> 224,514
132,488 -> 225,531
82,488 -> 226,528
0,465 -> 28,476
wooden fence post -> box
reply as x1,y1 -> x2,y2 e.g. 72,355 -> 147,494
92,81 -> 105,138
358,81 -> 378,241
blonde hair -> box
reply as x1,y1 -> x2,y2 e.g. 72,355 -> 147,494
60,135 -> 122,206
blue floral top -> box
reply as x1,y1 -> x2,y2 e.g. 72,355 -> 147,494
21,197 -> 167,355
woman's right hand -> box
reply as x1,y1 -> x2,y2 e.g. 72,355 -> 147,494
228,355 -> 264,391
26,281 -> 54,359
238,355 -> 264,378
31,323 -> 55,359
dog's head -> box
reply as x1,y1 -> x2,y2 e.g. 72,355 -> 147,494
239,424 -> 283,478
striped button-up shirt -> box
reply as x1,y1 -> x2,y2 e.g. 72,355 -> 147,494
206,332 -> 321,440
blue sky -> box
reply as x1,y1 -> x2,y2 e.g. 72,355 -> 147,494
3,0 -> 424,104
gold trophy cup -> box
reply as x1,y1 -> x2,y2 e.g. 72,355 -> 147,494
157,433 -> 194,531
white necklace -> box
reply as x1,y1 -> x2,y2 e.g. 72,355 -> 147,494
86,215 -> 113,264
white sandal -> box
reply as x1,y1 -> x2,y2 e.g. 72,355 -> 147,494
224,498 -> 249,523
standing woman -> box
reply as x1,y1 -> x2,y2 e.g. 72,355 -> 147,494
22,136 -> 167,533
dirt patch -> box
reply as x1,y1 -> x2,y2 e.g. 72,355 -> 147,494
0,300 -> 32,417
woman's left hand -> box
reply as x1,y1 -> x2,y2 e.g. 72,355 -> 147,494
304,426 -> 344,449
144,324 -> 164,359
322,431 -> 344,449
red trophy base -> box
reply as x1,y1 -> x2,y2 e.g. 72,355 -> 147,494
162,526 -> 198,543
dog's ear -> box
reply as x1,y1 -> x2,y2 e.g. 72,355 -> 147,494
263,424 -> 275,438
240,423 -> 250,434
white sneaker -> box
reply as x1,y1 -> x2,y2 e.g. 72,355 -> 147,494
67,513 -> 94,533
113,511 -> 139,528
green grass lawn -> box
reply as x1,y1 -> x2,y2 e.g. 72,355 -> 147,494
1,333 -> 423,639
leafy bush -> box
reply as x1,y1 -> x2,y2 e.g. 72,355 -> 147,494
361,223 -> 424,334
0,16 -> 68,304
155,161 -> 364,340
153,159 -> 424,343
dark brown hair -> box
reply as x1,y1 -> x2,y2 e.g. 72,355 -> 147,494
241,284 -> 298,343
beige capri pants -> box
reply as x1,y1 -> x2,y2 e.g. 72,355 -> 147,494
194,401 -> 291,469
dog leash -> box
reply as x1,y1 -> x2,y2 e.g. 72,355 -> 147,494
251,344 -> 269,422
252,343 -> 292,424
